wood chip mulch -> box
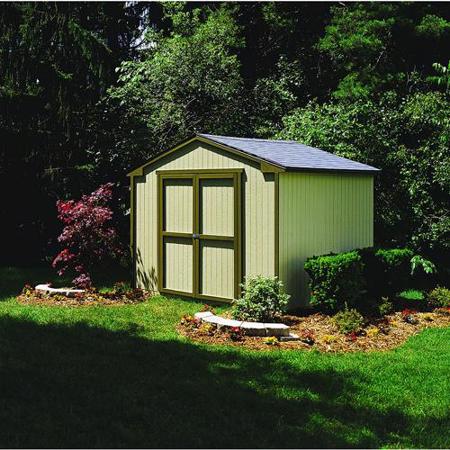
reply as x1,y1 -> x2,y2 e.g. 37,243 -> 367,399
178,310 -> 450,353
16,291 -> 152,307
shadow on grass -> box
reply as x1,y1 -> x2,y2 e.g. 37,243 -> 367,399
0,316 -> 444,448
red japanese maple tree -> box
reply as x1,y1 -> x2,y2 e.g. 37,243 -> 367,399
52,183 -> 122,288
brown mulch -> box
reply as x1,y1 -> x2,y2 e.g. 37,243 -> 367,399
17,290 -> 152,307
178,310 -> 450,353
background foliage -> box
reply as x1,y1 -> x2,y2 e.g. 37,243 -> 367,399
1,1 -> 449,277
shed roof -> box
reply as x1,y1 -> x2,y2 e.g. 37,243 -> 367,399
199,134 -> 380,173
128,133 -> 380,176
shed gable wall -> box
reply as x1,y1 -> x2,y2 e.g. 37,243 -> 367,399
278,172 -> 374,307
134,141 -> 275,292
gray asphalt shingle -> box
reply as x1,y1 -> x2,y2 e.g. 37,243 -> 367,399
199,133 -> 379,173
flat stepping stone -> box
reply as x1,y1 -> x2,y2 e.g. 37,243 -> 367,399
35,284 -> 85,298
264,323 -> 290,337
204,316 -> 243,328
240,321 -> 267,336
194,311 -> 214,319
280,333 -> 300,342
194,312 -> 290,336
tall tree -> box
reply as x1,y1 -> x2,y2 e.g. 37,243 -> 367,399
0,2 -> 141,263
95,3 -> 247,176
318,2 -> 450,99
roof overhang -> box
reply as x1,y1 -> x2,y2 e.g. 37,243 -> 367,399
285,166 -> 381,175
127,134 -> 285,177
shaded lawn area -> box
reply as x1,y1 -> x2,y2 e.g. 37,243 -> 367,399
0,267 -> 449,448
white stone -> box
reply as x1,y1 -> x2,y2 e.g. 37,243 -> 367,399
222,318 -> 244,328
203,315 -> 231,327
193,312 -> 291,337
264,323 -> 290,337
35,284 -> 85,297
194,311 -> 214,319
240,321 -> 267,336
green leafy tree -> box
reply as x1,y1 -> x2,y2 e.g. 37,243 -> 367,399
398,92 -> 450,256
0,2 -> 141,263
428,61 -> 450,92
100,4 -> 247,173
318,3 -> 450,99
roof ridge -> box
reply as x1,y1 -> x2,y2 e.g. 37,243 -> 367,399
199,133 -> 298,144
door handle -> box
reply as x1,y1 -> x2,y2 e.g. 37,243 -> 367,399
193,233 -> 199,239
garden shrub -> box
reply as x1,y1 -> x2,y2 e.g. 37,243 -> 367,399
374,248 -> 414,296
378,297 -> 394,317
332,307 -> 364,334
427,286 -> 450,308
232,276 -> 290,322
304,247 -> 431,312
52,183 -> 122,288
397,289 -> 425,302
304,251 -> 365,312
396,289 -> 427,310
359,247 -> 415,298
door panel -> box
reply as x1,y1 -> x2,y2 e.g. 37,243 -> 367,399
163,237 -> 193,293
163,178 -> 193,233
158,171 -> 241,301
199,178 -> 234,237
200,240 -> 234,299
160,176 -> 194,295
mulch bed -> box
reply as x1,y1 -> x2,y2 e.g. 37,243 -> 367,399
178,309 -> 450,353
17,286 -> 151,307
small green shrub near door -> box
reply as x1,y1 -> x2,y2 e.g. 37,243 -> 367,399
232,276 -> 290,322
332,307 -> 364,334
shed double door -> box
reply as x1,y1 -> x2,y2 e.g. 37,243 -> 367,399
158,170 -> 242,302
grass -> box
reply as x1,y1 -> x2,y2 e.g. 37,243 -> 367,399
0,267 -> 449,448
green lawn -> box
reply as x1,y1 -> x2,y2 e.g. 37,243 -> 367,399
0,267 -> 449,448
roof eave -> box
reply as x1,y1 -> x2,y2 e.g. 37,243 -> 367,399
284,166 -> 381,174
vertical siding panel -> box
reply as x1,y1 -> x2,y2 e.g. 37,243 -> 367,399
279,172 -> 374,307
136,181 -> 142,286
143,178 -> 148,284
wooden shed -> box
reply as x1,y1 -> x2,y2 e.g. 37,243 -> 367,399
128,134 -> 379,307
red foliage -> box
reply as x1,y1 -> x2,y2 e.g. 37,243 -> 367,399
347,331 -> 358,342
52,183 -> 122,288
401,309 -> 417,318
228,326 -> 245,341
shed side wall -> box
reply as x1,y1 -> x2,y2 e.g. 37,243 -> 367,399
278,172 -> 374,307
134,141 -> 275,293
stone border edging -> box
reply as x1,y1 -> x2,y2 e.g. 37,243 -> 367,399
194,311 -> 298,338
35,284 -> 85,298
